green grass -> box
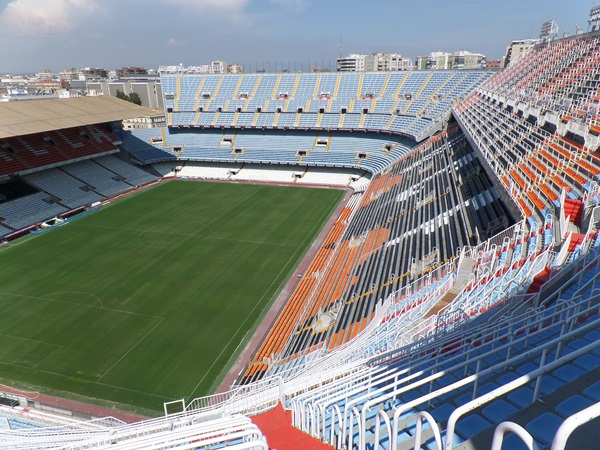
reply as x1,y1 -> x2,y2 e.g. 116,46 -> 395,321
0,180 -> 343,414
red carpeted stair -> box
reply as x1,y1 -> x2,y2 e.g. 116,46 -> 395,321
563,198 -> 584,225
251,403 -> 334,449
568,233 -> 586,252
527,267 -> 552,294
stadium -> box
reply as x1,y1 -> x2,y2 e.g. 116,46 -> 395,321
2,7 -> 600,450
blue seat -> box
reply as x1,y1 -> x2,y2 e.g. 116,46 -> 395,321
555,395 -> 594,418
552,364 -> 585,382
530,375 -> 562,396
526,412 -> 563,445
430,402 -> 455,423
402,390 -> 422,402
453,392 -> 474,407
573,354 -> 600,371
497,372 -> 520,385
515,362 -> 538,375
478,382 -> 499,395
567,338 -> 591,352
482,399 -> 518,423
583,380 -> 600,401
455,414 -> 492,440
499,432 -> 539,450
484,354 -> 502,365
583,329 -> 600,341
507,387 -> 534,408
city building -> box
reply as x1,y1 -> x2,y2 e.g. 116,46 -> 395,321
417,51 -> 487,70
81,67 -> 110,79
501,38 -> 541,68
227,64 -> 243,74
116,67 -> 149,78
365,52 -> 413,71
452,50 -> 487,69
86,80 -> 163,109
416,51 -> 453,70
337,52 -> 412,72
336,54 -> 367,72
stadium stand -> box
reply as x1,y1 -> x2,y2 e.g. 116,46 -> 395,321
160,70 -> 492,140
0,98 -> 159,240
6,20 -> 600,450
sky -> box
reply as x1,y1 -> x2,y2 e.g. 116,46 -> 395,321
0,0 -> 594,74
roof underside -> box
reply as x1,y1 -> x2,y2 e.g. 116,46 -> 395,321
0,96 -> 158,139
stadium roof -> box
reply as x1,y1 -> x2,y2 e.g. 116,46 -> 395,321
0,96 -> 158,139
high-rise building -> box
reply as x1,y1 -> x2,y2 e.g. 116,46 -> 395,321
452,50 -> 486,69
416,52 -> 453,70
337,52 -> 412,72
365,52 -> 413,71
501,39 -> 541,68
336,54 -> 367,72
117,67 -> 149,78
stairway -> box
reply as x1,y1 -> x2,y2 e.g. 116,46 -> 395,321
564,198 -> 584,225
251,403 -> 334,449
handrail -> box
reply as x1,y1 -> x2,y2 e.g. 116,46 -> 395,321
444,338 -> 600,449
385,309 -> 600,449
490,422 -> 540,450
550,401 -> 600,450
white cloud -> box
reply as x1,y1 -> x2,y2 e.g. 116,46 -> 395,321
269,0 -> 310,11
166,37 -> 187,46
0,0 -> 102,36
161,0 -> 253,27
162,0 -> 250,13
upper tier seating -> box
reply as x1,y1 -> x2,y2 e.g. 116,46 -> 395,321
162,71 -> 493,140
0,126 -> 120,179
454,32 -> 600,226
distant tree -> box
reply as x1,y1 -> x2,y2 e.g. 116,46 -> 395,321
128,92 -> 142,106
115,90 -> 129,101
115,89 -> 142,106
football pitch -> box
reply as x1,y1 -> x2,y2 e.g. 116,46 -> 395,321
0,180 -> 344,414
